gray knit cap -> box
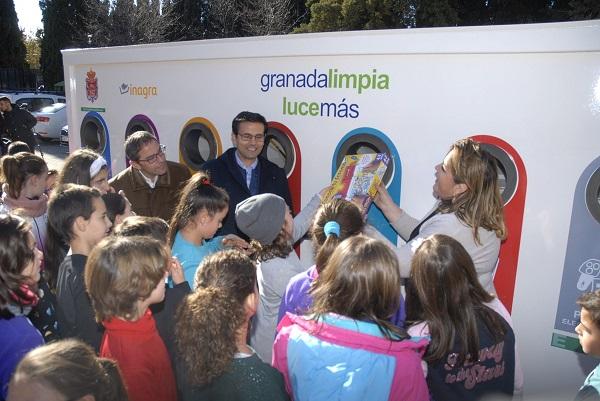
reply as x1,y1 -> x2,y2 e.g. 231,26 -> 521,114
235,194 -> 287,245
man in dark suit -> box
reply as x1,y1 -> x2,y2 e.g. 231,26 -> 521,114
202,111 -> 292,237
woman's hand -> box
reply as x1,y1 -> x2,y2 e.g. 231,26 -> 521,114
373,183 -> 404,221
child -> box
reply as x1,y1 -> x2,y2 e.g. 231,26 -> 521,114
85,235 -> 177,401
48,184 -> 112,351
175,250 -> 289,401
407,234 -> 516,401
0,153 -> 58,341
0,214 -> 45,400
102,192 -> 134,231
273,235 -> 429,401
235,190 -> 322,362
7,338 -> 128,401
168,172 -> 248,286
114,215 -> 169,242
114,215 -> 190,366
0,152 -> 49,255
575,290 -> 600,400
56,148 -> 112,194
278,198 -> 409,326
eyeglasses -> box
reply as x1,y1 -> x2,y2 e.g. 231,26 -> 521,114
238,133 -> 265,142
138,144 -> 166,164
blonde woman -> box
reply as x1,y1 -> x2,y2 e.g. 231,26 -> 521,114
375,137 -> 506,293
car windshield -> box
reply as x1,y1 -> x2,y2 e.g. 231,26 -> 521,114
38,103 -> 66,113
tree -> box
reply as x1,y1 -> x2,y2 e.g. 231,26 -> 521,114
0,0 -> 27,68
415,0 -> 459,27
296,0 -> 408,33
24,32 -> 42,70
167,0 -> 206,41
569,0 -> 600,20
83,0 -> 177,47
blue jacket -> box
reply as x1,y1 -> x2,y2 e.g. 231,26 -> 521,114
273,313 -> 429,401
201,148 -> 292,238
0,315 -> 44,400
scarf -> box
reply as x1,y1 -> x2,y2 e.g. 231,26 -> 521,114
1,183 -> 48,218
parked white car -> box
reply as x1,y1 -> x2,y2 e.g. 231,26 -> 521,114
0,92 -> 66,112
33,103 -> 67,140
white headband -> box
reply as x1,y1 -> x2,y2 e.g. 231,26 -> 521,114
89,156 -> 107,178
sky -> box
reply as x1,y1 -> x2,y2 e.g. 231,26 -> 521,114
15,0 -> 43,37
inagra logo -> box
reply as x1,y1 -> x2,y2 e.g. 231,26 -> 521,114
86,69 -> 98,103
119,83 -> 158,99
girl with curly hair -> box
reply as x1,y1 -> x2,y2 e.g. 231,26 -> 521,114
234,189 -> 324,363
175,250 -> 288,401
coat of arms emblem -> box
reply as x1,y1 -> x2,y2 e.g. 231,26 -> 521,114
86,69 -> 98,102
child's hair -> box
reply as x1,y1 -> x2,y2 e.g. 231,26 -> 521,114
175,250 -> 256,386
406,234 -> 507,364
167,171 -> 229,246
6,141 -> 32,155
578,290 -> 600,328
310,235 -> 407,341
113,215 -> 169,244
45,184 -> 102,288
247,230 -> 292,262
56,148 -> 106,188
102,193 -> 127,227
0,152 -> 47,198
0,214 -> 34,308
85,235 -> 169,322
311,199 -> 364,273
10,338 -> 129,401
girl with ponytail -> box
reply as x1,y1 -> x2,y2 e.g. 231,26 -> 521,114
278,198 -> 406,327
277,199 -> 364,323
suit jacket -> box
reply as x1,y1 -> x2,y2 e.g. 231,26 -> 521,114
201,148 -> 292,237
109,161 -> 191,222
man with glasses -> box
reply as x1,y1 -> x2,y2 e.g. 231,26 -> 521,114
202,111 -> 292,237
110,130 -> 191,221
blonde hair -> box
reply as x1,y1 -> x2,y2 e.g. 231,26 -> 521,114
439,138 -> 506,243
85,236 -> 168,322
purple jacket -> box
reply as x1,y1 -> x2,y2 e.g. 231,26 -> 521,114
277,265 -> 406,327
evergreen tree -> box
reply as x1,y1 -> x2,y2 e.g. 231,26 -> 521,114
0,0 -> 27,68
169,0 -> 206,40
569,0 -> 600,20
415,0 -> 459,27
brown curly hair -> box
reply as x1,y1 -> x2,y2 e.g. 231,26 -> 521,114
175,250 -> 256,387
247,228 -> 292,262
85,236 -> 169,322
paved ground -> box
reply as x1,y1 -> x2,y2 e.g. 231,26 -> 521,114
37,140 -> 69,171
